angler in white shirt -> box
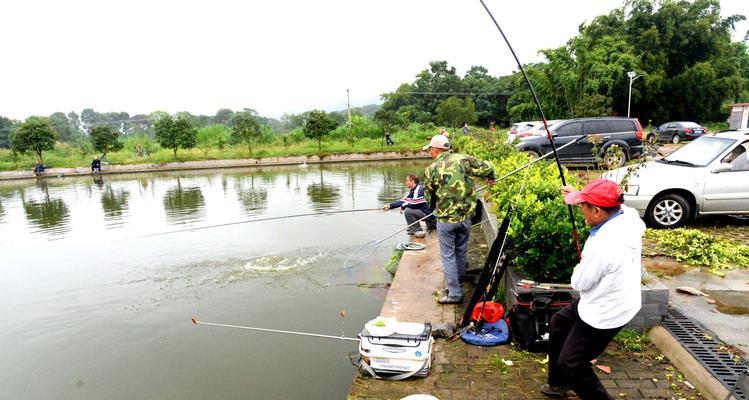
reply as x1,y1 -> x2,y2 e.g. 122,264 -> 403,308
541,179 -> 646,400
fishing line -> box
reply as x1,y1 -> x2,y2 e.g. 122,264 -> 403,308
191,316 -> 359,342
478,0 -> 581,258
122,207 -> 380,241
343,185 -> 489,270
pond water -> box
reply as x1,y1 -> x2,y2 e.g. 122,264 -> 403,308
0,160 -> 429,400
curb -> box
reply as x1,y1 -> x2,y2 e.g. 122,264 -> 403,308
648,326 -> 733,400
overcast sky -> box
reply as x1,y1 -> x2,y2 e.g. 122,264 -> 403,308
1,0 -> 747,121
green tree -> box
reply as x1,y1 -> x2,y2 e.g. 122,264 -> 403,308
90,125 -> 123,154
232,113 -> 262,155
196,124 -> 232,156
10,117 -> 56,163
435,97 -> 477,128
214,108 -> 235,125
0,115 -> 17,148
303,110 -> 338,151
48,112 -> 76,142
154,115 -> 197,158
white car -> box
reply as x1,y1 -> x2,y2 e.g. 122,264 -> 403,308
604,130 -> 749,228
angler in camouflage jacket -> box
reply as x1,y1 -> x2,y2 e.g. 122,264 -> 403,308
422,134 -> 495,304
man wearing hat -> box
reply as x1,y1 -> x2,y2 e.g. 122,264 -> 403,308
541,179 -> 645,400
422,134 -> 495,304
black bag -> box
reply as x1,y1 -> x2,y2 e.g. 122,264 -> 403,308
509,291 -> 574,353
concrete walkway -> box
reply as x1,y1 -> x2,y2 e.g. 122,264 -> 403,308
348,226 -> 703,400
377,232 -> 457,324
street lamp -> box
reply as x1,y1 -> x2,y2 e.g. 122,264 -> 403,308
627,71 -> 640,118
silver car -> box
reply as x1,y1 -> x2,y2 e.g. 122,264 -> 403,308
604,130 -> 749,228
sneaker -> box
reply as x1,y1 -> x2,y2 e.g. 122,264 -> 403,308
540,384 -> 574,398
437,295 -> 463,304
413,231 -> 426,238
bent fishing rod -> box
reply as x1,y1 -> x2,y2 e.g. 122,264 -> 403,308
342,138 -> 589,270
478,0 -> 581,257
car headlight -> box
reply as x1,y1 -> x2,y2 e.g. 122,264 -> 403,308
623,185 -> 639,196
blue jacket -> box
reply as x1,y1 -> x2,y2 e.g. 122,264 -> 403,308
389,183 -> 433,217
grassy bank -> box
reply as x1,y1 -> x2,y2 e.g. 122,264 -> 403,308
0,129 -> 438,172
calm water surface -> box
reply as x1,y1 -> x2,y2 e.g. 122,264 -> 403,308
0,160 -> 429,400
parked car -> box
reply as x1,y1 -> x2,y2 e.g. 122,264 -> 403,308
652,121 -> 707,144
515,120 -> 565,139
604,130 -> 749,228
515,117 -> 644,168
506,121 -> 540,143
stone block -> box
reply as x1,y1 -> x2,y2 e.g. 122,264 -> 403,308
644,288 -> 668,305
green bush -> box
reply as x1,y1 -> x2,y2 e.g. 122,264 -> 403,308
459,134 -> 586,282
645,228 -> 749,271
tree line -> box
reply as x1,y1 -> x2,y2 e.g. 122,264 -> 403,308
379,0 -> 749,127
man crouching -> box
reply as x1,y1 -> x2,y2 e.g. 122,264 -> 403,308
382,174 -> 436,238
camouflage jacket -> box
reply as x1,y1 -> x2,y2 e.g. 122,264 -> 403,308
423,152 -> 495,223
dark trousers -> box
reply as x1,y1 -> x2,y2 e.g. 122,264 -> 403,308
548,300 -> 623,400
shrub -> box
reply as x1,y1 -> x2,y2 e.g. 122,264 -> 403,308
460,134 -> 586,282
645,228 -> 749,272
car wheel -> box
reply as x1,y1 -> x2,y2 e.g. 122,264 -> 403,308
602,145 -> 627,169
671,134 -> 681,144
524,150 -> 541,159
647,194 -> 691,228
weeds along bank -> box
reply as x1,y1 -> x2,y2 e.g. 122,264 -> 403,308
0,123 -> 442,172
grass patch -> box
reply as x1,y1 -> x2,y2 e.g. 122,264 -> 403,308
383,249 -> 404,276
645,228 -> 749,275
613,328 -> 649,352
0,128 -> 438,172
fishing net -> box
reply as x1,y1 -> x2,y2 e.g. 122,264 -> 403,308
342,240 -> 379,270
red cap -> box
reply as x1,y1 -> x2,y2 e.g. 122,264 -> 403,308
564,179 -> 623,208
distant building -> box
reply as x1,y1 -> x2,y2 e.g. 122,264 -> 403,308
729,103 -> 749,130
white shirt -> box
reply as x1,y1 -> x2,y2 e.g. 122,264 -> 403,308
571,205 -> 645,329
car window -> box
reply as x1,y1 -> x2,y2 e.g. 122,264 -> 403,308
555,121 -> 582,136
722,141 -> 749,171
681,122 -> 700,128
664,136 -> 736,167
658,123 -> 668,130
667,123 -> 676,128
583,121 -> 609,135
609,120 -> 635,133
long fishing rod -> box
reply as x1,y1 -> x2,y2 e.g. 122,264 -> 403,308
478,0 -> 581,258
343,185 -> 489,270
497,135 -> 588,181
191,316 -> 360,342
124,208 -> 380,240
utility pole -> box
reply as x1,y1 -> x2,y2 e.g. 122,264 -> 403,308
627,71 -> 640,118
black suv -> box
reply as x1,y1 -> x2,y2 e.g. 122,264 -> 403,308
515,117 -> 644,168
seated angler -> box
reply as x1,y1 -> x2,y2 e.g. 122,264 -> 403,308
91,155 -> 102,173
382,174 -> 436,238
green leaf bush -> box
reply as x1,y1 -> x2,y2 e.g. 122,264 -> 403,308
645,228 -> 749,271
456,133 -> 586,282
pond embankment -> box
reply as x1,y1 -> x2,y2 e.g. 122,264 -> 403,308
0,151 -> 429,181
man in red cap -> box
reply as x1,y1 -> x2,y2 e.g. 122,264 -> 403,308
540,179 -> 645,400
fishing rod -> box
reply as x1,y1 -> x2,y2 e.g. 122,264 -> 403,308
478,0 -> 581,258
497,135 -> 588,182
343,185 -> 489,270
191,315 -> 360,342
124,208 -> 380,240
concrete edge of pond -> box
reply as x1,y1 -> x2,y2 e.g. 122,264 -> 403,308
648,326 -> 732,400
0,151 -> 430,181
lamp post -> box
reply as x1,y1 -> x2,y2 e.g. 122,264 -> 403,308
627,71 -> 640,118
